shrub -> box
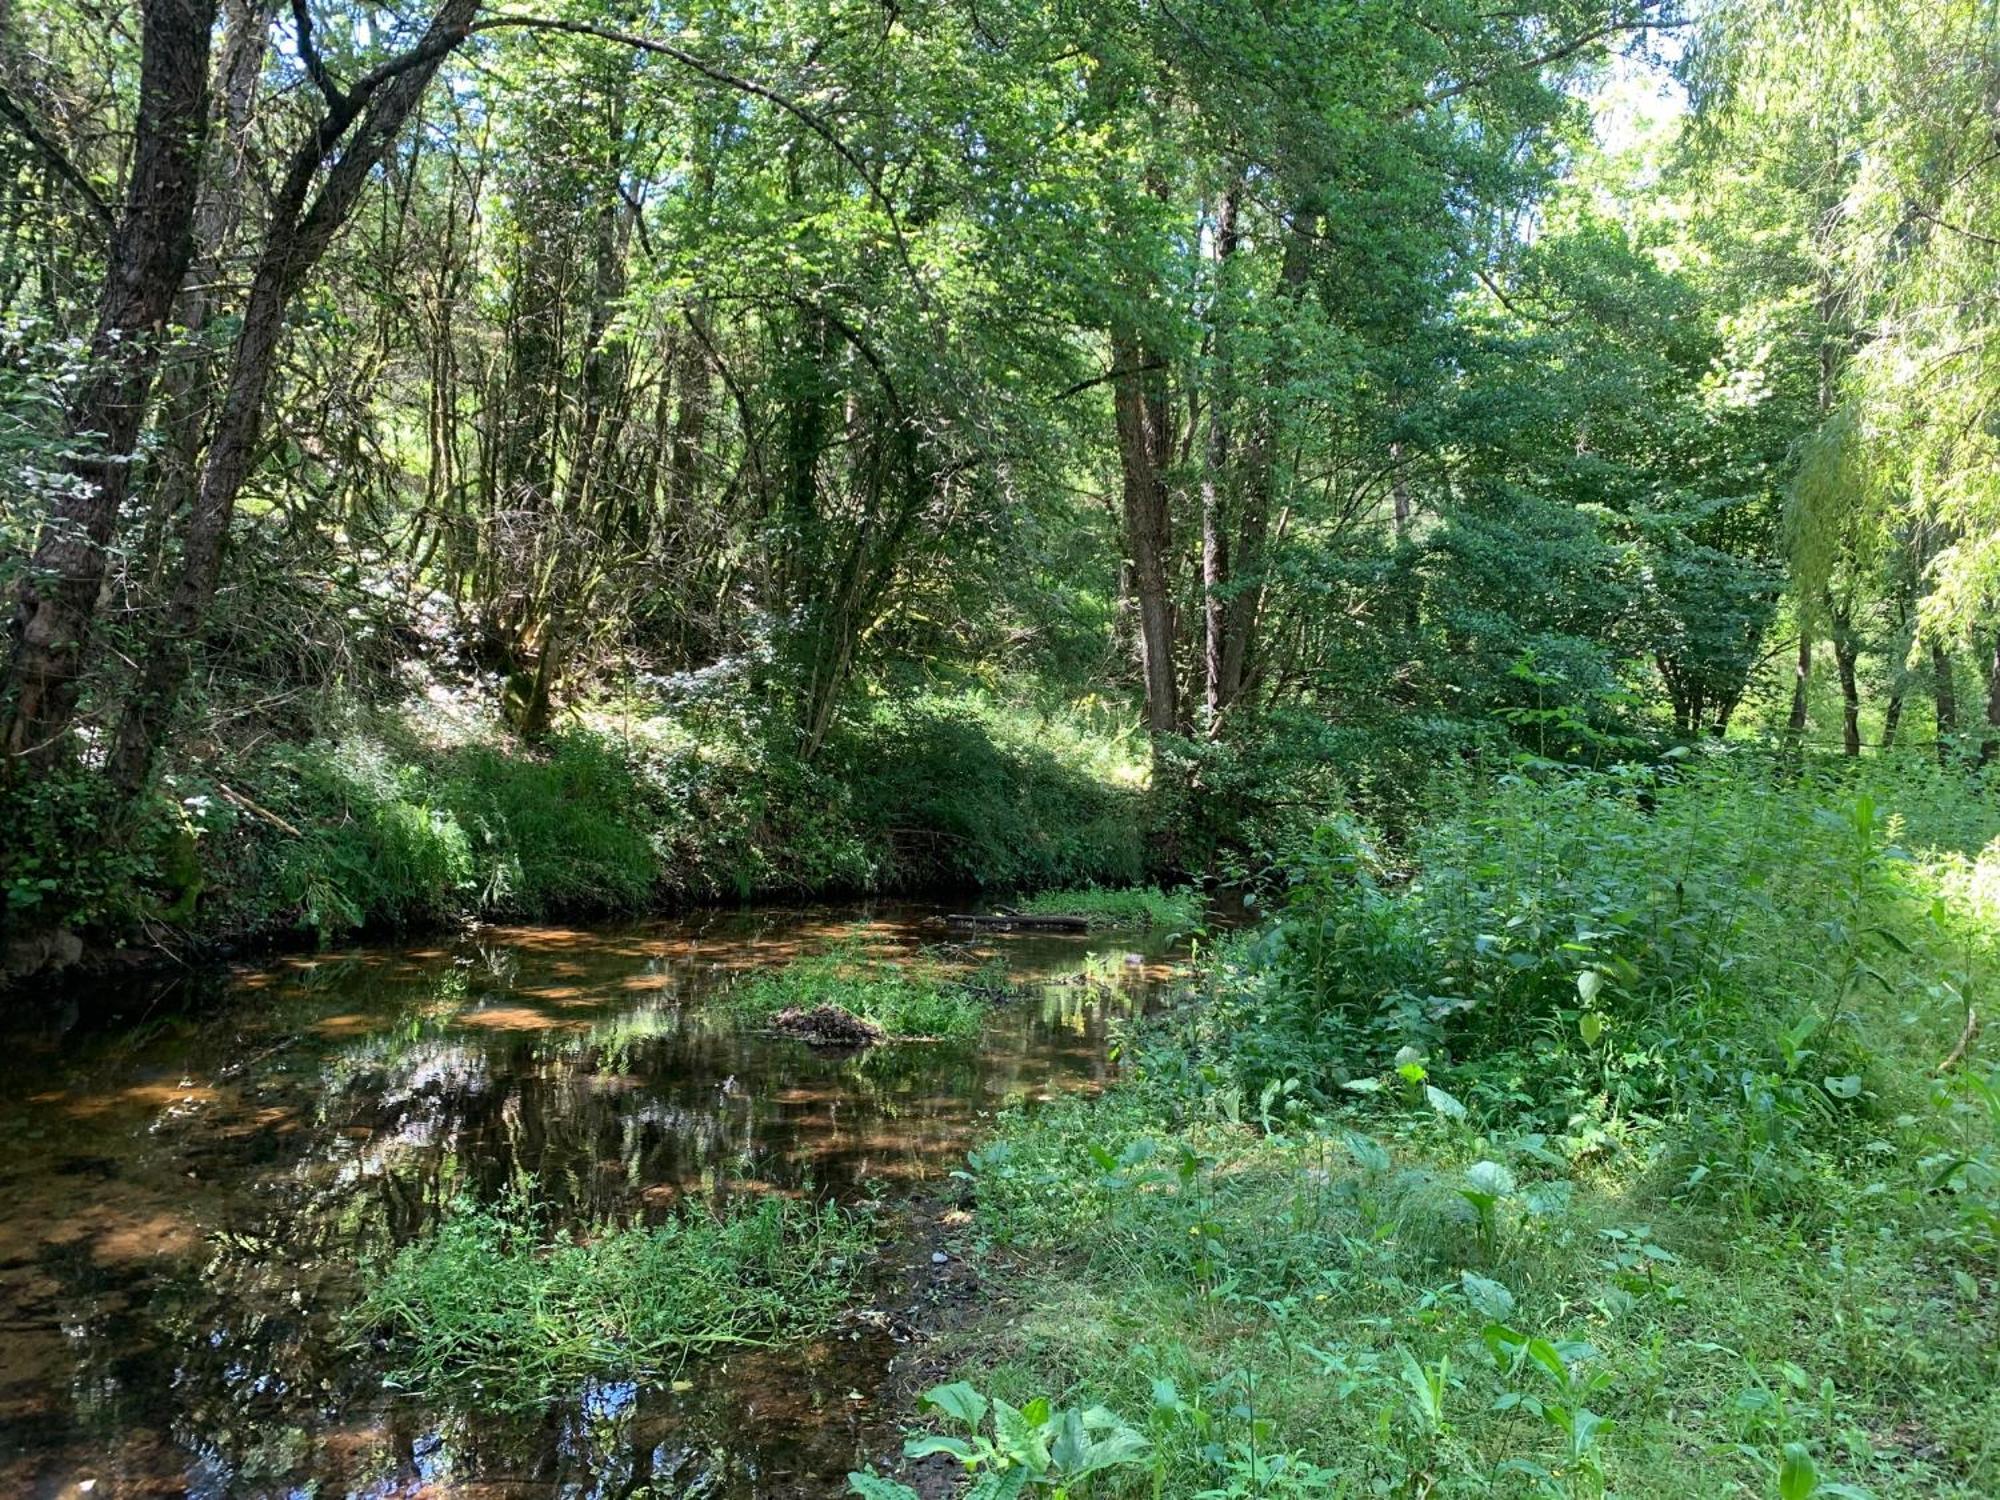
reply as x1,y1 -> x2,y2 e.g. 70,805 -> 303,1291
432,733 -> 659,916
833,692 -> 1146,891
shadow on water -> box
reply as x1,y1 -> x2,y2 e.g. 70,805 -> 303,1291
0,902 -> 1183,1497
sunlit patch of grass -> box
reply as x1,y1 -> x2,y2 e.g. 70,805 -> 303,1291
728,944 -> 992,1041
1019,884 -> 1201,931
927,1071 -> 1999,1499
356,1192 -> 872,1409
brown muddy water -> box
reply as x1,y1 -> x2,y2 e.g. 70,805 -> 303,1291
0,903 -> 1183,1499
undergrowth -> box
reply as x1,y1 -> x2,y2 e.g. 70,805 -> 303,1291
0,685 -> 1148,954
875,753 -> 2000,1499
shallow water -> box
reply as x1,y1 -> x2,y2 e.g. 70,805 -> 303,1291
0,902 -> 1180,1498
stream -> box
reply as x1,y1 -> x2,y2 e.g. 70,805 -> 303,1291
0,902 -> 1181,1498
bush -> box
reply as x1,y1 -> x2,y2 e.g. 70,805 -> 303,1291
433,734 -> 658,916
1151,751 -> 2000,1217
833,691 -> 1146,891
0,766 -> 191,940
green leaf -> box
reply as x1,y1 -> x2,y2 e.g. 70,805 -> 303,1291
1465,1160 -> 1517,1198
964,1469 -> 1032,1500
1461,1270 -> 1516,1320
1343,1130 -> 1391,1173
921,1381 -> 988,1430
1077,1425 -> 1150,1474
1524,1337 -> 1570,1386
1425,1084 -> 1468,1121
1048,1407 -> 1089,1471
847,1472 -> 923,1500
903,1435 -> 978,1462
1778,1443 -> 1819,1500
990,1396 -> 1052,1471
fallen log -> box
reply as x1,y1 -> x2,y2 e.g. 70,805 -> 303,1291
946,912 -> 1090,933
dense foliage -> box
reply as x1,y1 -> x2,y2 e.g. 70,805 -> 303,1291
5,0 -> 1993,963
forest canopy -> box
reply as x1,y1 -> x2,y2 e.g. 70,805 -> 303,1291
0,0 -> 1997,947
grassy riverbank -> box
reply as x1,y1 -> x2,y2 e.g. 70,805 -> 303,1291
2,687 -> 1148,968
862,755 -> 2000,1499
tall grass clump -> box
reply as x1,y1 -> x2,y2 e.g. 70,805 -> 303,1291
356,1193 -> 872,1408
834,691 -> 1146,891
727,944 -> 992,1041
1018,884 -> 1201,930
431,733 -> 660,916
263,737 -> 477,936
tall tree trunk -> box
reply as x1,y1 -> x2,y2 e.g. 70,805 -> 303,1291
1,0 -> 216,772
107,0 -> 480,797
1786,632 -> 1811,742
1932,641 -> 1958,766
1832,614 -> 1860,757
1200,181 -> 1239,729
1880,690 -> 1902,750
1112,324 -> 1177,738
134,0 -> 273,596
1982,635 -> 2000,769
1711,692 -> 1740,739
1390,441 -> 1412,538
1215,203 -> 1314,715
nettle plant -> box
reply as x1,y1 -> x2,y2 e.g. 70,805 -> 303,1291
849,1381 -> 1149,1499
1481,1325 -> 1617,1500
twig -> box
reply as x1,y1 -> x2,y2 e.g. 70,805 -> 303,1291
0,80 -> 113,232
215,781 -> 303,837
1937,1008 -> 1980,1075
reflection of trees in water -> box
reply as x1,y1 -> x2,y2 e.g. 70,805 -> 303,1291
0,909 -> 1183,1496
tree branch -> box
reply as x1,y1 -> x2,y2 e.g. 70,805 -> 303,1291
290,0 -> 348,110
1054,359 -> 1167,401
0,80 -> 113,233
1404,15 -> 1670,119
471,14 -> 931,315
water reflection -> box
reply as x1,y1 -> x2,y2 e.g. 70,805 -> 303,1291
0,903 -> 1176,1497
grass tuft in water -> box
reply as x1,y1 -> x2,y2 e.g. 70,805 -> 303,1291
1018,884 -> 1201,931
355,1192 -> 873,1408
729,945 -> 993,1041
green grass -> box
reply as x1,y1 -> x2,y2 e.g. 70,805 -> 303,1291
728,945 -> 994,1041
1018,884 -> 1201,931
877,757 -> 2000,1500
355,1192 -> 873,1409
